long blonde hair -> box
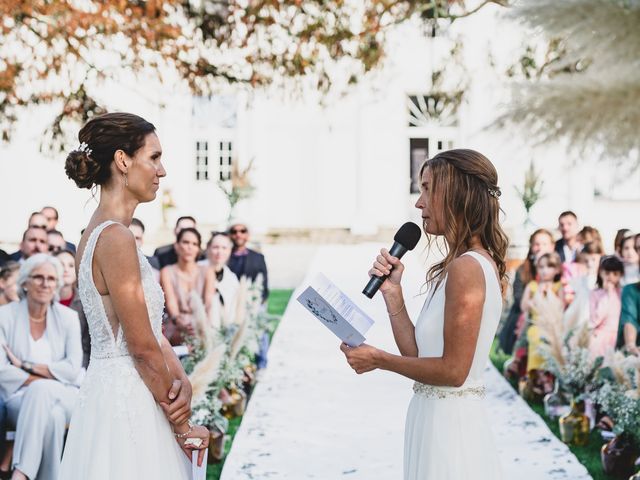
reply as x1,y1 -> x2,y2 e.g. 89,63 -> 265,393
421,149 -> 509,293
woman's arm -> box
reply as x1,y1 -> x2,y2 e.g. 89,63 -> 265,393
159,335 -> 192,426
98,225 -> 177,404
203,266 -> 216,313
620,286 -> 640,353
343,256 -> 485,387
624,323 -> 639,354
381,286 -> 418,357
160,266 -> 180,319
2,344 -> 54,381
372,249 -> 418,357
520,283 -> 532,314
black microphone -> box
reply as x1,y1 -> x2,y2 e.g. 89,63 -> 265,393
362,222 -> 422,298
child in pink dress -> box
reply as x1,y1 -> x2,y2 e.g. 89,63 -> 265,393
589,256 -> 624,359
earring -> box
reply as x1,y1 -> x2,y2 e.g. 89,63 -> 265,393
123,173 -> 128,187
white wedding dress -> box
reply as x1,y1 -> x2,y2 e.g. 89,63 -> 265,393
404,251 -> 504,480
59,221 -> 190,479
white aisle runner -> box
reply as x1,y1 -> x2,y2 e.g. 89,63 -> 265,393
221,245 -> 592,480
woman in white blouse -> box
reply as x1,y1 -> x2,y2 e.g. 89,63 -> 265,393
0,254 -> 82,480
199,232 -> 239,324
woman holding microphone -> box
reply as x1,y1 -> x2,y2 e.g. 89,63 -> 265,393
341,149 -> 508,480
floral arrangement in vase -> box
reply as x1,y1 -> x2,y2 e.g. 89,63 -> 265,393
181,276 -> 275,463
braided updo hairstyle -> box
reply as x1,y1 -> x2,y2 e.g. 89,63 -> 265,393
65,112 -> 156,189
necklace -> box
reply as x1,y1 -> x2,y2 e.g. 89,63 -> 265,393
30,315 -> 46,324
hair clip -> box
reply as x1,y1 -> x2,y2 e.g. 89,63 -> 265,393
77,142 -> 93,156
488,187 -> 501,198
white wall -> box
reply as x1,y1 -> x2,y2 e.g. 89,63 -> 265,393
1,5 -> 638,254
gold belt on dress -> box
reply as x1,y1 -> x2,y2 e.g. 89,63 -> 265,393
412,382 -> 486,399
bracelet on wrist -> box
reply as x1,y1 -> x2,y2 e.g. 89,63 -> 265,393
387,302 -> 406,317
21,361 -> 33,374
174,420 -> 194,439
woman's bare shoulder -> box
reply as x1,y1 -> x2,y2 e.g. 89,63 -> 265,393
94,223 -> 138,265
445,255 -> 486,299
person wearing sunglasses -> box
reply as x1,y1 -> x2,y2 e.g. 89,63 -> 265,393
47,230 -> 66,255
0,262 -> 19,306
0,254 -> 82,480
41,207 -> 77,254
228,222 -> 269,302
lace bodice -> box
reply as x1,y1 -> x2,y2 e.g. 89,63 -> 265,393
78,220 -> 164,359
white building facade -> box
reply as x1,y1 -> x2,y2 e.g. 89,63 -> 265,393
1,6 -> 638,254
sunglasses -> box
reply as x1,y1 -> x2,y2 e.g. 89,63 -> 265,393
230,228 -> 247,234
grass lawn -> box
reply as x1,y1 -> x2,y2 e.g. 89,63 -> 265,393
206,289 -> 294,480
489,340 -> 613,480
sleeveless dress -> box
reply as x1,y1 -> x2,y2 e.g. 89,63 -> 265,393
404,251 -> 504,480
59,221 -> 190,479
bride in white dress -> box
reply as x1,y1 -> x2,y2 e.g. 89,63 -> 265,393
59,112 -> 209,479
341,149 -> 508,479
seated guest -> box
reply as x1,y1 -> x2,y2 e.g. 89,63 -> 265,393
577,226 -> 605,255
228,222 -> 269,302
53,250 -> 90,369
160,228 -> 215,345
8,228 -> 48,263
554,211 -> 580,264
589,256 -> 624,359
620,232 -> 639,286
199,232 -> 239,322
614,228 -> 631,258
0,254 -> 82,480
26,213 -> 48,231
618,268 -> 640,355
129,218 -> 160,275
153,216 -> 198,268
40,206 -> 76,253
0,263 -> 19,307
580,241 -> 604,288
499,228 -> 554,356
0,251 -> 9,268
46,230 -> 66,255
521,252 -> 563,373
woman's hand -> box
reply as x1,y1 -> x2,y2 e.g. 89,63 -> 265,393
3,345 -> 22,369
369,248 -> 404,294
176,424 -> 210,466
625,344 -> 640,356
160,378 -> 192,426
340,343 -> 383,374
176,314 -> 195,336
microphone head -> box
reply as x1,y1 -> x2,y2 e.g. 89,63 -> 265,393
394,222 -> 422,251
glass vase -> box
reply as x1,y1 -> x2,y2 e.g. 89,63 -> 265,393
543,381 -> 570,420
518,369 -> 545,403
600,433 -> 640,477
559,399 -> 590,446
207,426 -> 226,464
